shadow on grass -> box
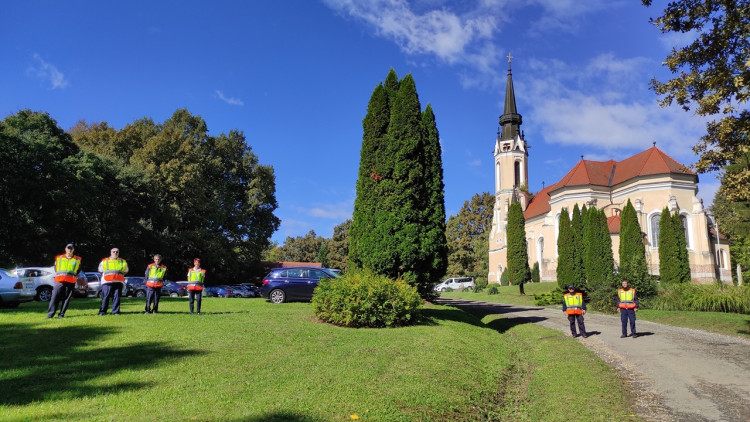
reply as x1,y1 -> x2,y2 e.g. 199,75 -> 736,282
420,307 -> 486,328
430,298 -> 548,333
0,322 -> 202,406
229,412 -> 322,422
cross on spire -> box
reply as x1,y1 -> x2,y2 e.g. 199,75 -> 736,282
507,52 -> 513,63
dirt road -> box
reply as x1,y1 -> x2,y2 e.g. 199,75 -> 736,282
434,298 -> 750,422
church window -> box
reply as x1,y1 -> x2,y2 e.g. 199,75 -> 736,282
537,237 -> 544,265
514,161 -> 521,187
679,214 -> 690,247
650,213 -> 660,248
495,162 -> 501,192
717,249 -> 726,269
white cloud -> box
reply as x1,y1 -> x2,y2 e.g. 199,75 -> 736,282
215,90 -> 244,106
304,201 -> 353,220
27,54 -> 69,89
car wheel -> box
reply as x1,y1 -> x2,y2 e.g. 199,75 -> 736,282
269,289 -> 286,304
170,292 -> 178,297
37,287 -> 53,302
136,290 -> 146,298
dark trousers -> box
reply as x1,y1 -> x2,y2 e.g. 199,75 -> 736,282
189,290 -> 202,313
47,282 -> 75,318
620,309 -> 637,335
99,283 -> 123,315
145,287 -> 161,313
567,314 -> 586,335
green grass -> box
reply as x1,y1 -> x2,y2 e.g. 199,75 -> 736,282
0,296 -> 636,421
440,282 -> 558,306
637,309 -> 750,338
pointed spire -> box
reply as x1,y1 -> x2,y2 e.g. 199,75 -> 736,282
499,53 -> 522,141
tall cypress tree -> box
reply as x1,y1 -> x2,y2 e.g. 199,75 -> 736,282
658,207 -> 676,284
420,104 -> 448,289
571,204 -> 585,284
584,208 -> 614,287
619,199 -> 652,294
672,212 -> 692,283
556,208 -> 575,289
350,70 -> 447,298
507,201 -> 530,294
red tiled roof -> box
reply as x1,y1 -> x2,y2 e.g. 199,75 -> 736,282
607,216 -> 621,234
525,147 -> 695,219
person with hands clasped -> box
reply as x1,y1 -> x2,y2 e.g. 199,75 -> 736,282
98,247 -> 128,315
617,279 -> 639,338
47,243 -> 82,319
562,284 -> 587,338
144,254 -> 167,314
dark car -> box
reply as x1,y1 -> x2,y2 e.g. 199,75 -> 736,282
203,286 -> 230,298
126,278 -> 185,297
124,277 -> 146,297
163,280 -> 187,297
261,266 -> 336,304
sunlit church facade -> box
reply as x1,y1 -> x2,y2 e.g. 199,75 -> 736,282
488,62 -> 731,284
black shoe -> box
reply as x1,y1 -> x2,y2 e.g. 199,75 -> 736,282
572,333 -> 578,338
582,334 -> 588,338
112,313 -> 120,316
57,315 -> 64,319
632,334 -> 638,338
620,334 -> 627,338
98,313 -> 105,316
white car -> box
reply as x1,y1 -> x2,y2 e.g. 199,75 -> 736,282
434,277 -> 475,292
13,267 -> 88,301
0,268 -> 36,307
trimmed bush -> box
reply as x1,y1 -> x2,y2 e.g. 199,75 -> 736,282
487,285 -> 499,295
587,283 -> 619,314
643,283 -> 750,314
312,270 -> 423,328
531,262 -> 540,283
474,276 -> 488,290
533,288 -> 563,306
500,270 -> 510,286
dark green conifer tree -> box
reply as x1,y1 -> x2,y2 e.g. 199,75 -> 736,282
507,201 -> 530,294
619,199 -> 654,295
658,207 -> 676,284
556,208 -> 575,289
584,208 -> 614,287
571,203 -> 585,284
672,212 -> 692,283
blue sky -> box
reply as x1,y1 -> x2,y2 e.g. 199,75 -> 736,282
1,0 -> 715,243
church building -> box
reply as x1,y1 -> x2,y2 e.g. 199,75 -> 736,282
488,60 -> 732,284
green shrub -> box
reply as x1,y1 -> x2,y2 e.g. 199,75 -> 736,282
473,286 -> 485,293
487,285 -> 499,295
444,287 -> 454,292
531,262 -> 540,283
643,283 -> 750,314
586,283 -> 619,314
500,271 -> 510,286
462,286 -> 473,292
474,276 -> 488,289
312,270 -> 423,328
533,288 -> 563,306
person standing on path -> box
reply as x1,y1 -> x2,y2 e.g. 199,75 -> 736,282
562,284 -> 587,338
47,243 -> 82,319
617,279 -> 639,338
187,258 -> 205,314
144,254 -> 167,314
98,248 -> 128,315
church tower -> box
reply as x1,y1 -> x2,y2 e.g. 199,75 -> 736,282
488,55 -> 529,283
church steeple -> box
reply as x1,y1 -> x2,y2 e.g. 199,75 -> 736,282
499,54 -> 522,141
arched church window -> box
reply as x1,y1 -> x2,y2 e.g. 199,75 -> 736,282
650,213 -> 660,248
514,161 -> 521,187
679,214 -> 689,247
717,250 -> 726,269
537,237 -> 544,266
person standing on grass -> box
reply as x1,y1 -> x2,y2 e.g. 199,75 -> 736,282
47,243 -> 82,319
562,284 -> 587,338
144,254 -> 167,314
98,248 -> 128,315
617,279 -> 639,338
187,258 -> 205,315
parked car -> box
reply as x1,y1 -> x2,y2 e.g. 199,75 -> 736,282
203,286 -> 230,298
261,266 -> 337,304
434,277 -> 475,292
124,277 -> 147,297
228,284 -> 254,298
326,268 -> 343,277
84,272 -> 103,297
0,268 -> 36,307
163,280 -> 187,297
12,266 -> 88,301
241,283 -> 260,297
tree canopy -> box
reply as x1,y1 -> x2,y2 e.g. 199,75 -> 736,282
643,0 -> 750,200
445,192 -> 494,280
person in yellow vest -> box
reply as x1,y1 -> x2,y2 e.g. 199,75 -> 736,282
617,279 -> 639,338
144,254 -> 167,314
47,243 -> 82,319
562,284 -> 587,338
187,258 -> 206,314
97,247 -> 128,315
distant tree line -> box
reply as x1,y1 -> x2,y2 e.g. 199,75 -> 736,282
0,109 -> 280,283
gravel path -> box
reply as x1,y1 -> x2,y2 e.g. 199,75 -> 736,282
434,298 -> 750,422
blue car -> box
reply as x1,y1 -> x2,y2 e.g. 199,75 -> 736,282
261,266 -> 337,304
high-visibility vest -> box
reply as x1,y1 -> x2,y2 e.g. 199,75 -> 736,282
146,264 -> 167,288
563,292 -> 584,315
102,258 -> 127,283
187,268 -> 205,291
618,288 -> 636,309
54,255 -> 81,283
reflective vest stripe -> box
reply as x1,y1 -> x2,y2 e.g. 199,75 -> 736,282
54,255 -> 81,283
146,264 -> 166,287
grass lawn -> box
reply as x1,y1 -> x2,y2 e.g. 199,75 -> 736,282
637,309 -> 750,338
0,296 -> 636,421
438,282 -> 558,306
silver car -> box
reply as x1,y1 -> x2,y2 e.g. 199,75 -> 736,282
0,268 -> 36,307
13,267 -> 88,301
